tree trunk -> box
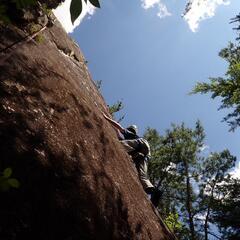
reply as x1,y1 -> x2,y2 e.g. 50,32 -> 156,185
204,183 -> 216,240
184,160 -> 195,240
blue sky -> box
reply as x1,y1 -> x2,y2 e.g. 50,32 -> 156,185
55,0 -> 240,176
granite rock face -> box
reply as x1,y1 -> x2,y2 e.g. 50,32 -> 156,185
0,5 -> 175,240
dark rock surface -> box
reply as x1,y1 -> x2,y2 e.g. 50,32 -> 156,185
0,8 -> 176,240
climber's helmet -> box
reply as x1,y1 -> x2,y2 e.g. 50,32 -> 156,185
126,125 -> 138,135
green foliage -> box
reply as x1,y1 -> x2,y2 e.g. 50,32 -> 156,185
230,13 -> 240,38
3,168 -> 12,178
28,23 -> 45,43
29,23 -> 41,33
144,122 -> 237,240
165,212 -> 182,232
35,34 -> 45,43
88,0 -> 100,8
70,0 -> 100,24
0,0 -> 100,26
211,178 -> 240,239
189,20 -> 240,237
191,40 -> 240,131
108,100 -> 125,122
70,0 -> 82,24
109,101 -> 123,115
144,122 -> 205,239
41,3 -> 52,16
0,168 -> 20,191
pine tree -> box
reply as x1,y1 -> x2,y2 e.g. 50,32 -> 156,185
144,122 -> 237,240
212,177 -> 240,239
191,15 -> 240,131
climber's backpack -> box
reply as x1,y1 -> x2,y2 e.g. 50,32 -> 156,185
129,138 -> 151,161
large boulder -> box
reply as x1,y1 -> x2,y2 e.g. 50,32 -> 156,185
0,6 -> 175,240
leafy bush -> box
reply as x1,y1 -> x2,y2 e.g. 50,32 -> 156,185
165,212 -> 182,232
0,168 -> 20,191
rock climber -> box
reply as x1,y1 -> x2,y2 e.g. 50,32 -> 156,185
102,112 -> 162,207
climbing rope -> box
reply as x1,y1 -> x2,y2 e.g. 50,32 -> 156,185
0,24 -> 48,54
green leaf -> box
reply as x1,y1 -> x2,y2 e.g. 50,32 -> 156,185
89,0 -> 100,8
70,0 -> 82,24
8,178 -> 20,188
3,168 -> 12,178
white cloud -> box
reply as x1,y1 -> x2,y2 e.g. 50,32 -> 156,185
183,0 -> 231,32
53,0 -> 231,33
141,0 -> 161,9
230,161 -> 240,179
199,144 -> 210,152
53,0 -> 96,33
141,0 -> 171,18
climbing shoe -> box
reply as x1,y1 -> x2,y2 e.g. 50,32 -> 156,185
150,188 -> 163,208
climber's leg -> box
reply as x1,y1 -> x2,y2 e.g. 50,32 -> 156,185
135,157 -> 154,190
135,158 -> 162,207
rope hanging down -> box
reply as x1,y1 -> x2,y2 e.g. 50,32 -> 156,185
0,24 -> 48,54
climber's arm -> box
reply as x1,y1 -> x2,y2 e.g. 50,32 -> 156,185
102,113 -> 125,133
